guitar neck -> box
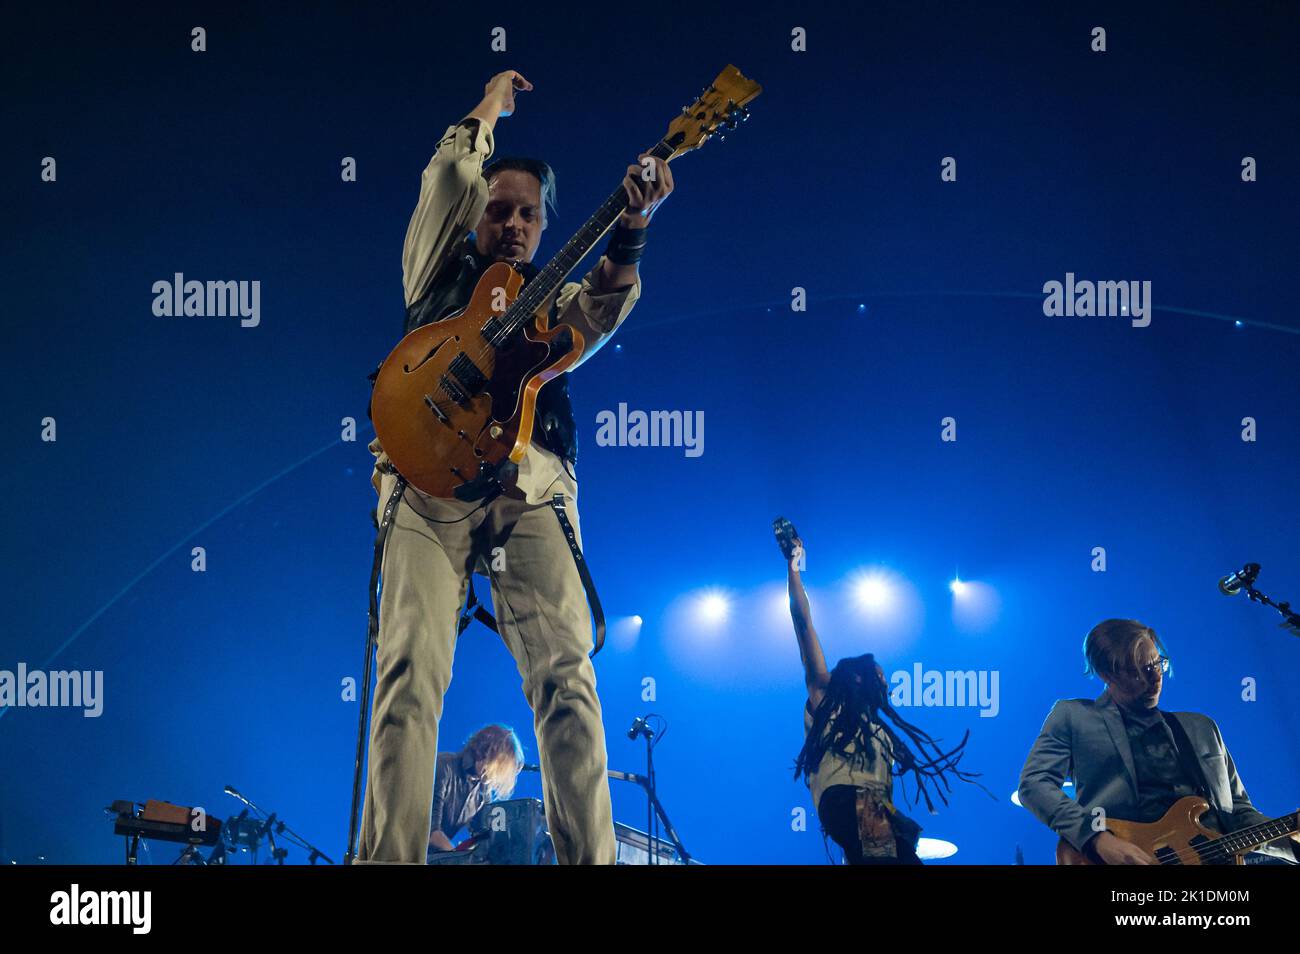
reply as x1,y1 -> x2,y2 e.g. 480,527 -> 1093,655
501,139 -> 674,336
1216,811 -> 1299,856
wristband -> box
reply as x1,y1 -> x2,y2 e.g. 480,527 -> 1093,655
604,221 -> 649,265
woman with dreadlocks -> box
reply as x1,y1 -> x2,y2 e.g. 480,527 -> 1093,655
780,528 -> 985,864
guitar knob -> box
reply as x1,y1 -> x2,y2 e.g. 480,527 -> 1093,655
490,425 -> 503,439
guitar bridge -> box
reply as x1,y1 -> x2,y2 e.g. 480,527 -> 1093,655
423,394 -> 450,424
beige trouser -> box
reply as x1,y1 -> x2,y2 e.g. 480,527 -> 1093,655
356,467 -> 616,865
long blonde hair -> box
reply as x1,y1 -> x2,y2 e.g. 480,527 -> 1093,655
466,724 -> 525,799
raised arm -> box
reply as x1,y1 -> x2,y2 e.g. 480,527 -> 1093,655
402,70 -> 533,309
547,150 -> 673,370
595,152 -> 674,292
785,537 -> 830,707
465,69 -> 532,134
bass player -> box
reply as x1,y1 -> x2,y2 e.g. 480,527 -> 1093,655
1018,618 -> 1299,864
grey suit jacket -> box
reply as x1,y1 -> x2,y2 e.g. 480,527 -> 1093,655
1018,691 -> 1296,862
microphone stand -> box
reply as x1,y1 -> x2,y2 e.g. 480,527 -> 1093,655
644,726 -> 656,865
225,787 -> 335,865
606,768 -> 693,864
1241,579 -> 1300,637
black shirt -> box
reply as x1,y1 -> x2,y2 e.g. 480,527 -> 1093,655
1118,704 -> 1221,833
430,749 -> 489,841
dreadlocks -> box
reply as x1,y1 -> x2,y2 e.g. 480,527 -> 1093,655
794,654 -> 990,813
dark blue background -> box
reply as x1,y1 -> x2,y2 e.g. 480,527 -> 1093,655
3,1 -> 1297,864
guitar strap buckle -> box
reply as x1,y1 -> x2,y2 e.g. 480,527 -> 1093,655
549,493 -> 606,658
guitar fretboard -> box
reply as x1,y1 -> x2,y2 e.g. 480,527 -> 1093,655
487,138 -> 675,346
1188,811 -> 1298,864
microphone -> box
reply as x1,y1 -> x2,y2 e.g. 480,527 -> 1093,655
1219,563 -> 1261,596
627,716 -> 654,741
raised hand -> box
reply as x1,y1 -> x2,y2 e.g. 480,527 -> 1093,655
484,69 -> 533,118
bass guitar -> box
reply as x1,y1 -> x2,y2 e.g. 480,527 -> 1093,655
1057,795 -> 1299,865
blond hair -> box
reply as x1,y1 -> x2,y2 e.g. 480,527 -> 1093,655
465,724 -> 525,799
1082,618 -> 1172,679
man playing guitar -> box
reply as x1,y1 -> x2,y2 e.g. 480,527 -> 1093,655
1019,618 -> 1299,864
356,69 -> 673,865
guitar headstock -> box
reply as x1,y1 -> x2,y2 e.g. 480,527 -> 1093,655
661,64 -> 762,160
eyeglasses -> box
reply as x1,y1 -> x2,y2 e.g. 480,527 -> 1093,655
1128,656 -> 1170,680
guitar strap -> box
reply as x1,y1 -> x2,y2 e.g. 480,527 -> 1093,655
550,492 -> 606,658
370,480 -> 606,659
347,471 -> 408,862
455,495 -> 607,658
1162,711 -> 1232,835
457,583 -> 500,637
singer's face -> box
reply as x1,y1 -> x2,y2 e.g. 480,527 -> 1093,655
1105,635 -> 1164,709
476,170 -> 546,264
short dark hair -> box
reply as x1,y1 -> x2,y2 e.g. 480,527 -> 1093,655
482,157 -> 557,222
1082,618 -> 1172,679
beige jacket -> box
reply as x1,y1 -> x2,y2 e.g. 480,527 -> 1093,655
371,117 -> 642,503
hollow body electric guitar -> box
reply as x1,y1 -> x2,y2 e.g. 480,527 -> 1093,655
371,66 -> 762,500
1056,796 -> 1300,865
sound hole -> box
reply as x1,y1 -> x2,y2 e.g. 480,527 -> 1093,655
404,336 -> 459,374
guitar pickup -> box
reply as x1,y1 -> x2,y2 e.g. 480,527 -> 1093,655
439,373 -> 469,406
448,353 -> 487,393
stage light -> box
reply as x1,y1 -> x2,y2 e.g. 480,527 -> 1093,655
770,588 -> 787,614
951,579 -> 1001,633
851,572 -> 892,612
697,590 -> 730,625
611,614 -> 644,650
